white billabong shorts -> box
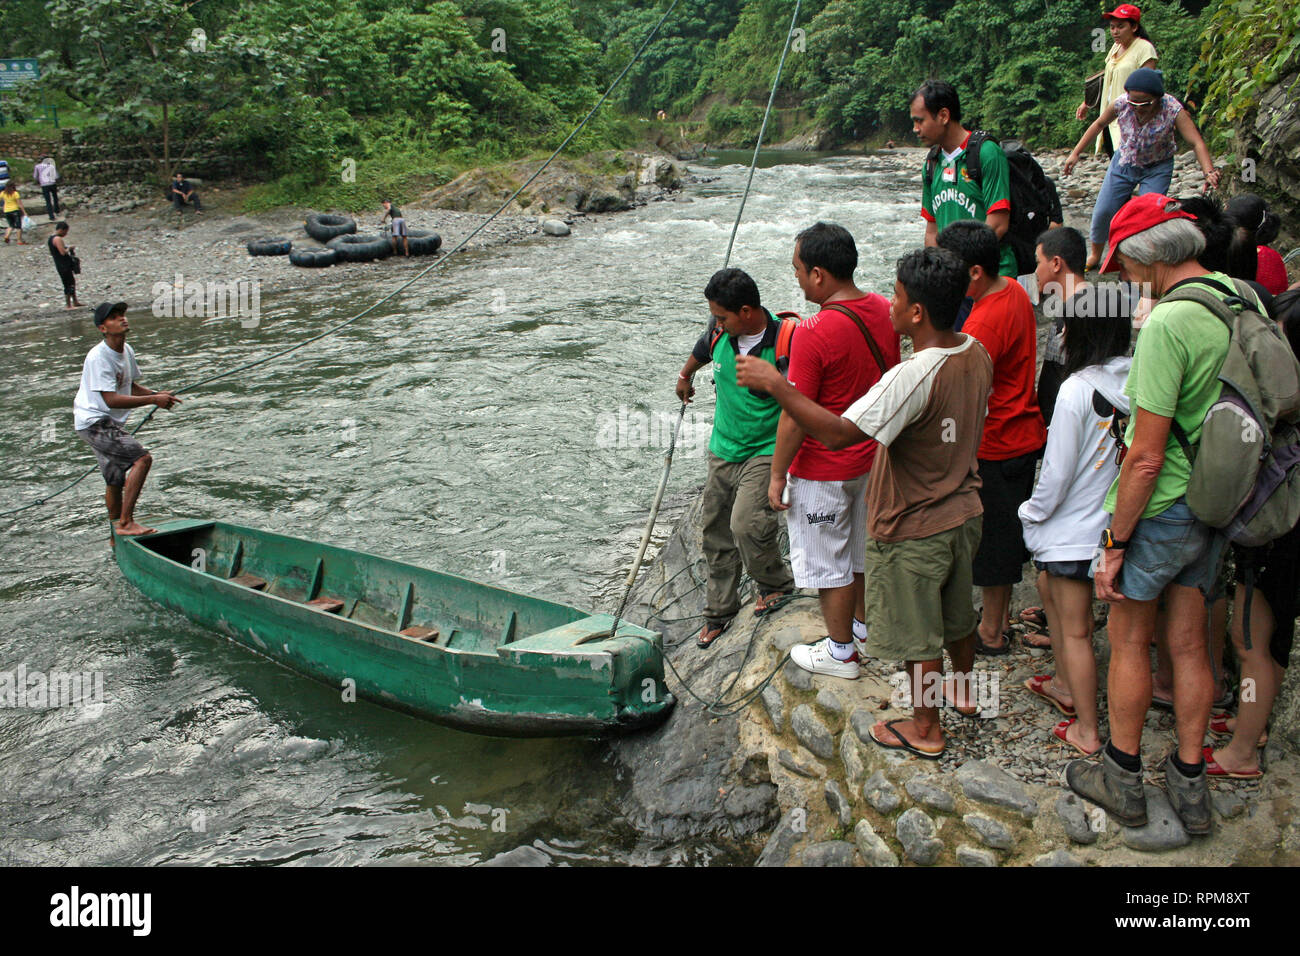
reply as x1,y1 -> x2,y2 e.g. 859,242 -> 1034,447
784,472 -> 869,589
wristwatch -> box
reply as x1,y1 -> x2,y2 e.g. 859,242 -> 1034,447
1100,528 -> 1128,550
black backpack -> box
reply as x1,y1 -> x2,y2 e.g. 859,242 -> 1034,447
925,131 -> 1063,276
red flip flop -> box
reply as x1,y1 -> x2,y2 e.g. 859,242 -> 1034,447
1025,674 -> 1077,718
1202,745 -> 1263,780
1053,719 -> 1101,756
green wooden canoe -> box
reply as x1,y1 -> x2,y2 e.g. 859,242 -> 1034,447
114,519 -> 674,736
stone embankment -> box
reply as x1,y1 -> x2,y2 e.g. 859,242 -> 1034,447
612,490 -> 1300,866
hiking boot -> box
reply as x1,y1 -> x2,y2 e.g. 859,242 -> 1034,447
1164,756 -> 1212,835
1065,747 -> 1148,827
790,636 -> 860,680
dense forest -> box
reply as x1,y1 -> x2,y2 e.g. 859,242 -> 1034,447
0,0 -> 1293,199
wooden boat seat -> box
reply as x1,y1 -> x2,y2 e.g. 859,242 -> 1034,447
231,573 -> 268,591
400,626 -> 441,643
307,596 -> 345,614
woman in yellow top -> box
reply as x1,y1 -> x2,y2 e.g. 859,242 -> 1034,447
1074,4 -> 1158,270
3,179 -> 29,245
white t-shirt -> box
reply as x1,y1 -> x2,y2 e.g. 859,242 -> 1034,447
74,341 -> 140,431
736,330 -> 764,353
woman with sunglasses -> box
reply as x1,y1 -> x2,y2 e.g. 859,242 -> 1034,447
1065,68 -> 1220,272
1075,5 -> 1158,157
1018,243 -> 1133,757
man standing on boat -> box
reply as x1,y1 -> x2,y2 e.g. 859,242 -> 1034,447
73,301 -> 181,537
677,269 -> 796,649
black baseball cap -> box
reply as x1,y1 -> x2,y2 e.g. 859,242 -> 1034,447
93,301 -> 128,326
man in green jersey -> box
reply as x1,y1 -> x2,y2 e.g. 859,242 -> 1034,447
677,269 -> 796,649
912,79 -> 1017,279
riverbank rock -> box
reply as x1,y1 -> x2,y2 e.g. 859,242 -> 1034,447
854,819 -> 899,867
541,219 -> 571,236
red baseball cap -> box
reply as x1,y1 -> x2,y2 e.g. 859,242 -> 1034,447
1100,193 -> 1196,274
1103,4 -> 1142,20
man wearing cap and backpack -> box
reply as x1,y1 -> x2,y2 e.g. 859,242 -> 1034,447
74,302 -> 182,538
677,269 -> 796,649
1068,193 -> 1300,835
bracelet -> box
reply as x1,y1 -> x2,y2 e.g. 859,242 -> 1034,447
678,373 -> 689,380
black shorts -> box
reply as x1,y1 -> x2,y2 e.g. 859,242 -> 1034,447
56,265 -> 76,296
1233,523 -> 1300,669
973,450 -> 1041,587
4,210 -> 19,228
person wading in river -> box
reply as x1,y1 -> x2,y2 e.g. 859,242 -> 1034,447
736,247 -> 991,757
73,302 -> 182,537
678,269 -> 795,648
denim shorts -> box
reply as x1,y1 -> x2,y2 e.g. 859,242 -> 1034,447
1116,498 -> 1212,601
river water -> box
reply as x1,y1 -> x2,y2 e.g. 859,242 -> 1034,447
0,150 -> 922,865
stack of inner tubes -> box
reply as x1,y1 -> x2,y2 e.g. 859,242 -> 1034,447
305,213 -> 357,243
288,247 -> 337,267
403,230 -> 443,256
327,234 -> 392,263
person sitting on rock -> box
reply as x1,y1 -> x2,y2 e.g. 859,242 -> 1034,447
677,268 -> 796,649
171,172 -> 202,214
736,246 -> 992,759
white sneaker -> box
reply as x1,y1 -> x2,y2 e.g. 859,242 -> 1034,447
790,637 -> 860,680
853,636 -> 872,661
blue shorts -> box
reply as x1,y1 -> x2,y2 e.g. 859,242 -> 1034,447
1115,499 -> 1212,602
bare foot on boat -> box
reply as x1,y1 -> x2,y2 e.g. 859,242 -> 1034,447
114,520 -> 156,536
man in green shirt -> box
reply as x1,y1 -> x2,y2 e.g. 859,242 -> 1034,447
912,79 -> 1017,279
677,269 -> 795,648
1069,194 -> 1233,837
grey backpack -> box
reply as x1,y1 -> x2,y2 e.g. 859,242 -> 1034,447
1163,276 -> 1300,547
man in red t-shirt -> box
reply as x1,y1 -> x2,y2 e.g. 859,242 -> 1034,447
771,222 -> 902,678
937,221 -> 1046,655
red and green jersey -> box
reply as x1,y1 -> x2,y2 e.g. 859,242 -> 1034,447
921,134 -> 1017,277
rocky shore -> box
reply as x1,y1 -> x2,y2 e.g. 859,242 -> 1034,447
0,151 -> 690,329
609,490 -> 1300,866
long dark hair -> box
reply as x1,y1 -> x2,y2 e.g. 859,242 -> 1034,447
1063,303 -> 1132,377
1178,194 -> 1233,274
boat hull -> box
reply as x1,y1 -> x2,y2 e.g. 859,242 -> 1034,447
114,520 -> 674,737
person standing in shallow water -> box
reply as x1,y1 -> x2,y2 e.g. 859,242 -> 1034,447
73,302 -> 182,537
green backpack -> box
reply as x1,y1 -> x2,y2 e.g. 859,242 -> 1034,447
1163,276 -> 1300,548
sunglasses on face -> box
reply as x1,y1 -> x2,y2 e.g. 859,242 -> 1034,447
1127,95 -> 1158,108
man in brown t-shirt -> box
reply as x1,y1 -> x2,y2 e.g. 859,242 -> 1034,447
737,247 -> 993,759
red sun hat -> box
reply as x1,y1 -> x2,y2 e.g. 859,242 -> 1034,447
1103,4 -> 1142,20
1100,193 -> 1196,274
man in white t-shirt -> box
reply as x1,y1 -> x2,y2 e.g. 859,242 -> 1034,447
73,301 -> 181,537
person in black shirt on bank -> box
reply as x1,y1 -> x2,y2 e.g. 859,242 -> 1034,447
49,222 -> 83,309
171,172 -> 202,213
381,200 -> 408,256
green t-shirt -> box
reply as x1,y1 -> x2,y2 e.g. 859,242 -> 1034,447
1104,273 -> 1240,518
922,136 -> 1017,278
705,316 -> 783,463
